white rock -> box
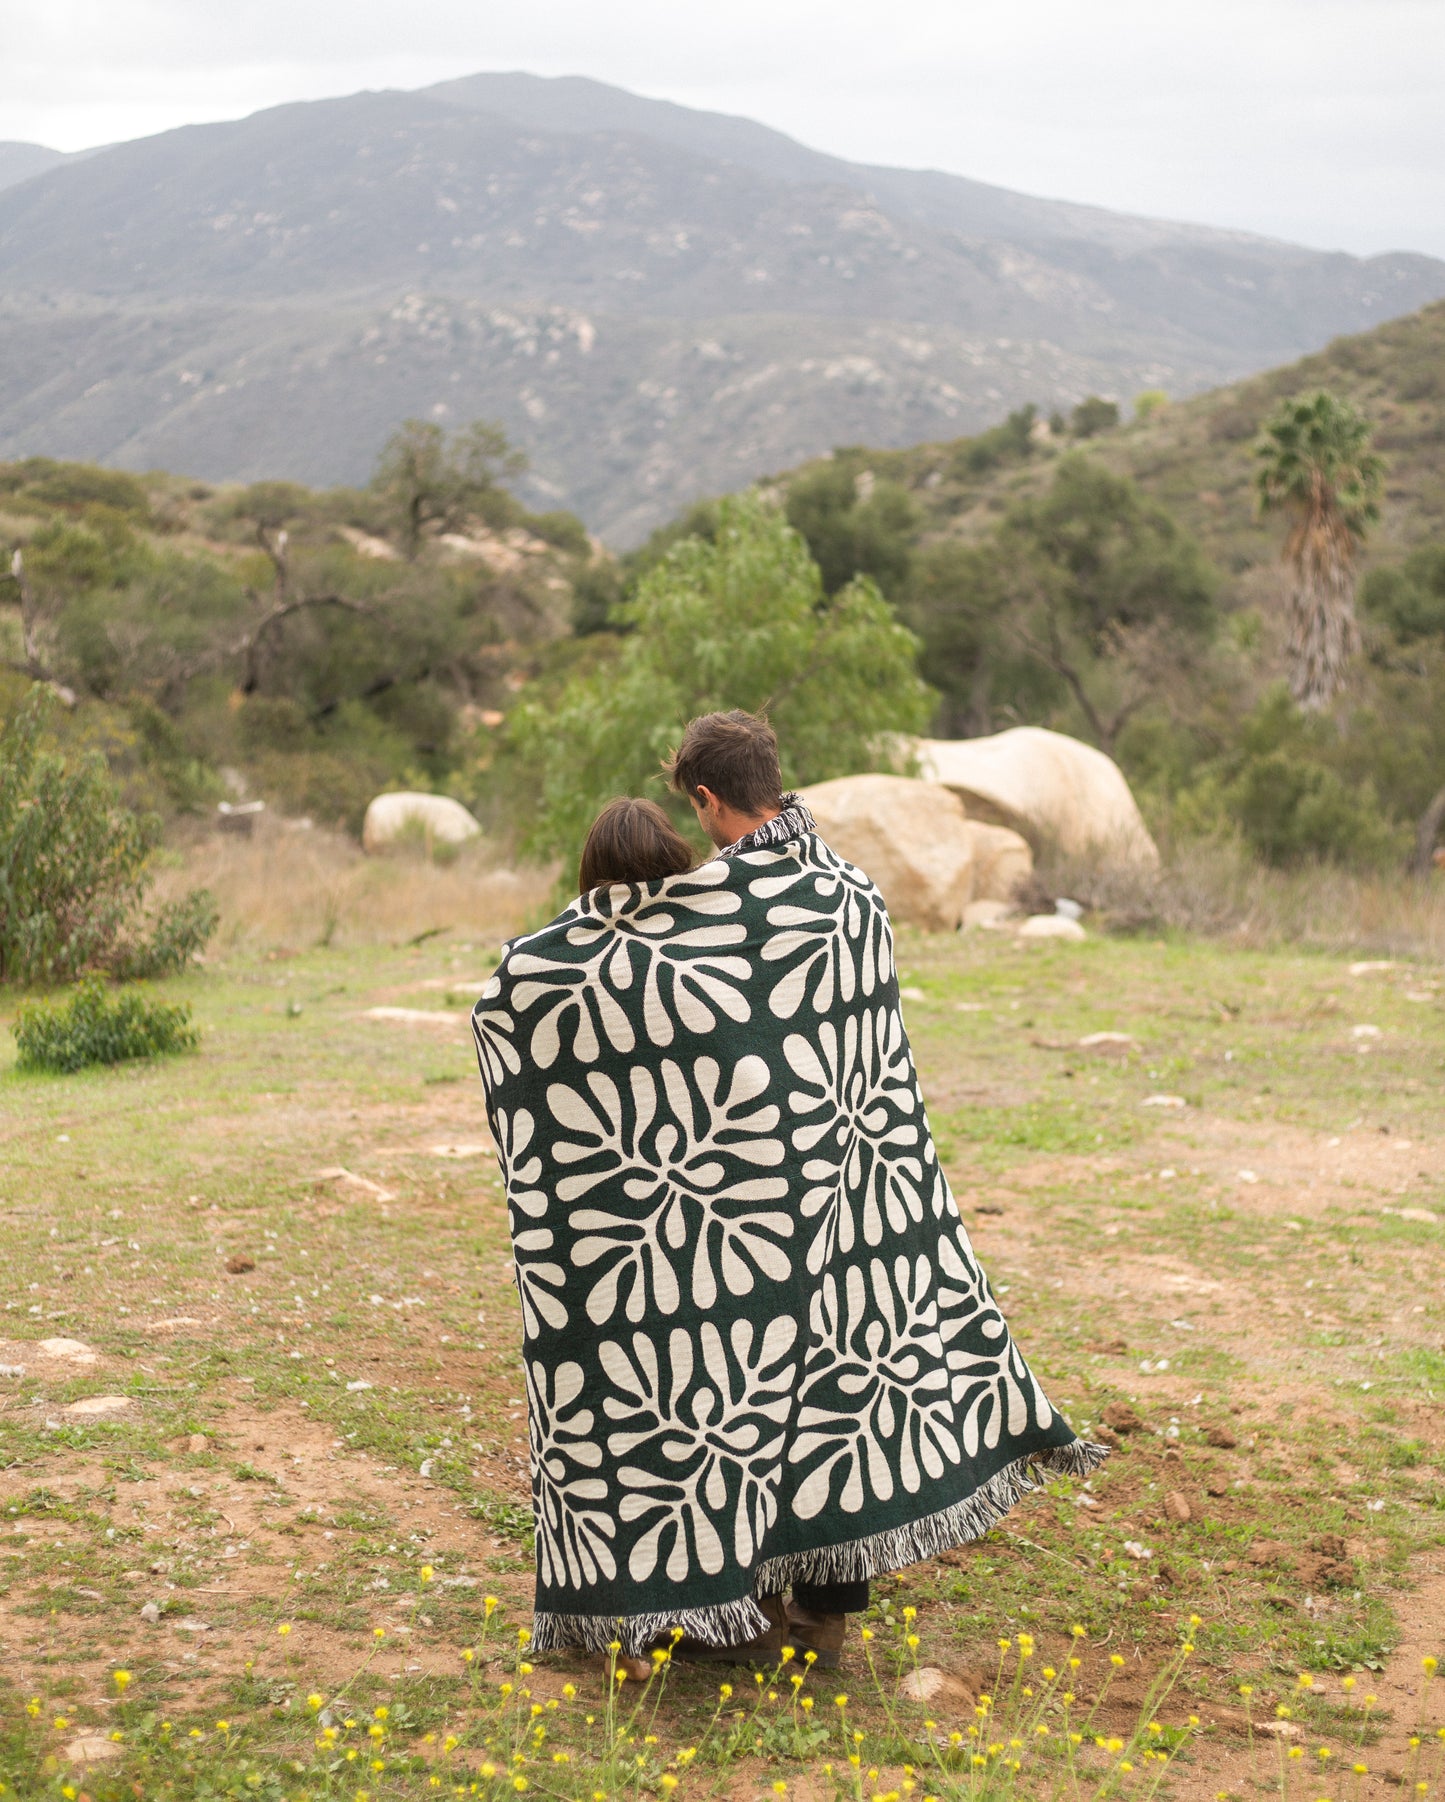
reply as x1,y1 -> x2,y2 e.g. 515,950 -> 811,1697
65,1395 -> 132,1417
1078,1031 -> 1136,1049
799,775 -> 977,930
1018,914 -> 1087,942
174,1617 -> 211,1632
1349,960 -> 1395,976
917,726 -> 1159,867
37,1337 -> 97,1364
1142,1094 -> 1187,1109
963,820 -> 1033,903
1397,1208 -> 1440,1225
1350,1023 -> 1382,1040
140,1600 -> 161,1623
0,1363 -> 26,1379
1237,1169 -> 1260,1183
362,791 -> 482,855
1054,897 -> 1084,920
1258,1720 -> 1303,1741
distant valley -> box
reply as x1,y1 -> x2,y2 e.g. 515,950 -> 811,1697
2,73 -> 1443,541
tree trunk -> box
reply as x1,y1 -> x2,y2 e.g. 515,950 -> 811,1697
1412,783 -> 1445,877
1285,488 -> 1359,711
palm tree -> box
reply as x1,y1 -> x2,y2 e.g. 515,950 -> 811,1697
1255,391 -> 1383,710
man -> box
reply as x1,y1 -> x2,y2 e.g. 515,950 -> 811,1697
473,708 -> 1103,1676
665,710 -> 870,1665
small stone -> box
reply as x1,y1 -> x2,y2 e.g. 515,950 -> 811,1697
37,1337 -> 98,1364
65,1395 -> 132,1417
962,899 -> 1015,930
1018,914 -> 1086,941
140,1601 -> 161,1623
1141,1093 -> 1187,1108
1258,1720 -> 1303,1742
65,1735 -> 122,1766
1163,1491 -> 1192,1524
225,1254 -> 256,1274
1078,1031 -> 1136,1050
1101,1402 -> 1144,1434
174,1617 -> 210,1633
186,1433 -> 208,1454
1206,1479 -> 1229,1497
898,1665 -> 978,1709
1205,1425 -> 1238,1449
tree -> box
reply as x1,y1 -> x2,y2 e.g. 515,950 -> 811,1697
783,461 -> 919,595
506,491 -> 933,862
995,456 -> 1218,752
1070,396 -> 1119,439
371,420 -> 527,559
1255,390 -> 1384,710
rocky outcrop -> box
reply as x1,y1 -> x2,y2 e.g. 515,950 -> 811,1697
916,727 -> 1159,868
800,774 -> 1031,930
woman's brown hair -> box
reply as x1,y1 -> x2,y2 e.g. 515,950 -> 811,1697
579,797 -> 695,892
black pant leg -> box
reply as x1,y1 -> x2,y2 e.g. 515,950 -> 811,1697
793,1578 -> 870,1614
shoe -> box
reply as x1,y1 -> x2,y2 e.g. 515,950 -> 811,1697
589,1648 -> 654,1684
783,1601 -> 847,1670
672,1594 -> 788,1665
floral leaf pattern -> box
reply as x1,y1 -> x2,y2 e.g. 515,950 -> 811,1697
474,828 -> 1095,1646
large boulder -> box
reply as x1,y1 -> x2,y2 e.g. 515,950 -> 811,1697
799,775 -> 1031,930
362,792 -> 483,855
916,727 -> 1158,868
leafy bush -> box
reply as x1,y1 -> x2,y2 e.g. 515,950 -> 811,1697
12,977 -> 199,1074
1361,545 -> 1445,644
0,688 -> 216,984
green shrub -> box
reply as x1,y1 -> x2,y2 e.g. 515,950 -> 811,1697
12,977 -> 199,1074
0,687 -> 216,984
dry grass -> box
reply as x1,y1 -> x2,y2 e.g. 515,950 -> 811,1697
1038,837 -> 1445,960
152,822 -> 560,950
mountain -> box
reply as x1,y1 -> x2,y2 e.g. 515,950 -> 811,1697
0,141 -> 72,193
1,74 -> 1443,542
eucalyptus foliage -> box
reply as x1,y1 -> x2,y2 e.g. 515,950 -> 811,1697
507,491 -> 933,865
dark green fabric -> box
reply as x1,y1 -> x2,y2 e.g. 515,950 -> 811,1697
473,827 -> 1102,1654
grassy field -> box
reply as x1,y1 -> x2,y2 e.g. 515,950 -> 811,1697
2,873 -> 1443,1801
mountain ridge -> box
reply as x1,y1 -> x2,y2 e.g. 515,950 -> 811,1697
1,73 -> 1442,541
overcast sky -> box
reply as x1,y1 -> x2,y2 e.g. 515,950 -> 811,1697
4,0 -> 1442,258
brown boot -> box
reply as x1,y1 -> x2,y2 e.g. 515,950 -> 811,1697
783,1600 -> 847,1670
673,1593 -> 788,1665
589,1648 -> 654,1684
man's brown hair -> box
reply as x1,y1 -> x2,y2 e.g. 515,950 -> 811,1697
578,797 -> 695,892
666,710 -> 784,814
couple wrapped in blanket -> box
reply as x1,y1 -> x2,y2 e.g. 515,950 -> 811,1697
472,710 -> 1105,1677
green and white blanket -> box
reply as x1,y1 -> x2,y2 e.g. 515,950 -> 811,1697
473,815 -> 1105,1655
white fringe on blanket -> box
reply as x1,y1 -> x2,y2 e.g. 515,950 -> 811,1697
531,1440 -> 1110,1657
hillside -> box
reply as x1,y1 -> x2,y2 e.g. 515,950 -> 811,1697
772,298 -> 1445,584
1,74 -> 1442,542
